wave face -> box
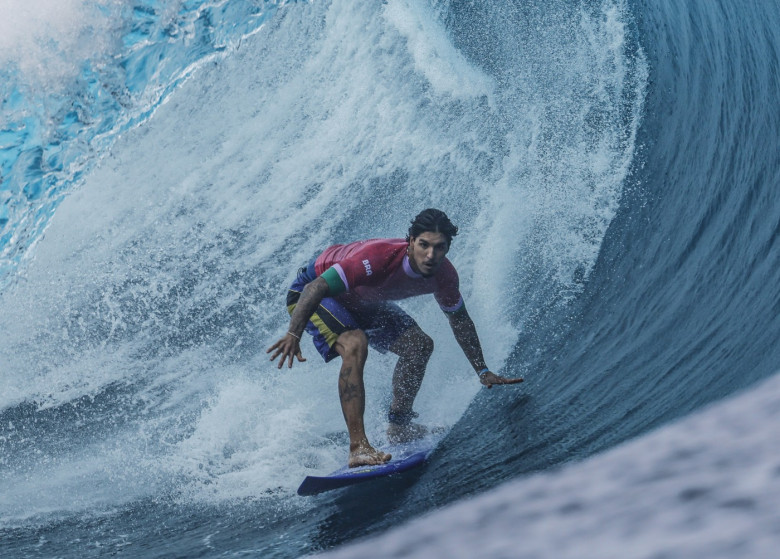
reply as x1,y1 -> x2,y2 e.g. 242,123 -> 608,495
417,0 -> 780,503
1,0 -> 777,557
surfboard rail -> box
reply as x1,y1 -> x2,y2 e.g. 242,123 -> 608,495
297,438 -> 438,496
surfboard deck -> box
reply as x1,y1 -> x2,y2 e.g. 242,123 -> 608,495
297,437 -> 438,496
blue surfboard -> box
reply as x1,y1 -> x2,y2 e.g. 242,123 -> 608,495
297,437 -> 438,496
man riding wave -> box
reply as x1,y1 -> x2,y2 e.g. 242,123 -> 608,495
267,209 -> 523,468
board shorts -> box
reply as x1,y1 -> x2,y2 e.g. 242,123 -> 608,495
287,260 -> 418,362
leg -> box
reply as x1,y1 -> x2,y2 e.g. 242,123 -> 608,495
388,325 -> 434,416
287,276 -> 390,466
333,329 -> 391,467
386,326 -> 434,444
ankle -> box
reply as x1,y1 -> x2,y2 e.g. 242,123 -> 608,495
349,438 -> 371,452
388,409 -> 418,426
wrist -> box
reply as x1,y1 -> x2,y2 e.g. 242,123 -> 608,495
476,367 -> 490,378
288,331 -> 301,341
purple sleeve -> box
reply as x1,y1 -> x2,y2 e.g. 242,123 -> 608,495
435,259 -> 464,312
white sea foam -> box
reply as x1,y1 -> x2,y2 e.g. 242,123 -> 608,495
383,0 -> 495,100
0,0 -> 116,82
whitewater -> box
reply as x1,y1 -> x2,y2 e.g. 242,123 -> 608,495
1,0 -> 778,557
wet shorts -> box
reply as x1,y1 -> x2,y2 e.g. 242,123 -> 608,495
286,261 -> 418,362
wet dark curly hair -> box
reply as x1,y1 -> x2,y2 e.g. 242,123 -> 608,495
406,208 -> 458,246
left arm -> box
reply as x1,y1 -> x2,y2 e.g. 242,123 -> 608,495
447,306 -> 487,372
447,306 -> 524,388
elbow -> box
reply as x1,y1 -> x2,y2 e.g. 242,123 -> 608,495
303,276 -> 330,299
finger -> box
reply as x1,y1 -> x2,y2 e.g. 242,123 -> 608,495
288,348 -> 300,368
276,349 -> 292,369
486,373 -> 522,383
269,348 -> 282,361
296,350 -> 306,362
266,341 -> 280,354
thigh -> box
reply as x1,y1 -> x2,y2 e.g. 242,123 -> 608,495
386,322 -> 430,357
287,280 -> 360,363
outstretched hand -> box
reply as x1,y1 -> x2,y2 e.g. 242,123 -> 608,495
267,333 -> 307,369
479,371 -> 524,389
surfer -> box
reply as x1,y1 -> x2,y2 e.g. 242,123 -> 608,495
267,209 -> 523,467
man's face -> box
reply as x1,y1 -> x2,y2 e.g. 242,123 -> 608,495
408,231 -> 449,277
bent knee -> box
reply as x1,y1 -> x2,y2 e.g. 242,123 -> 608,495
336,329 -> 369,359
404,329 -> 433,360
418,333 -> 434,357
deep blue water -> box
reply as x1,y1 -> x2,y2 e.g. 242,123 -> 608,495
1,0 -> 778,557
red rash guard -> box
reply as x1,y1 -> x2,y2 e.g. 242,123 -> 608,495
314,238 -> 464,312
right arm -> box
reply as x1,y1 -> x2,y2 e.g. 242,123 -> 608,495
287,277 -> 330,339
267,277 -> 330,368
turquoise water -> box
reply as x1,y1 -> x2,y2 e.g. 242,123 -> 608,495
0,0 -> 284,283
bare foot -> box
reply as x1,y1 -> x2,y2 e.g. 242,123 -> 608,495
348,444 -> 392,468
387,422 -> 428,445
